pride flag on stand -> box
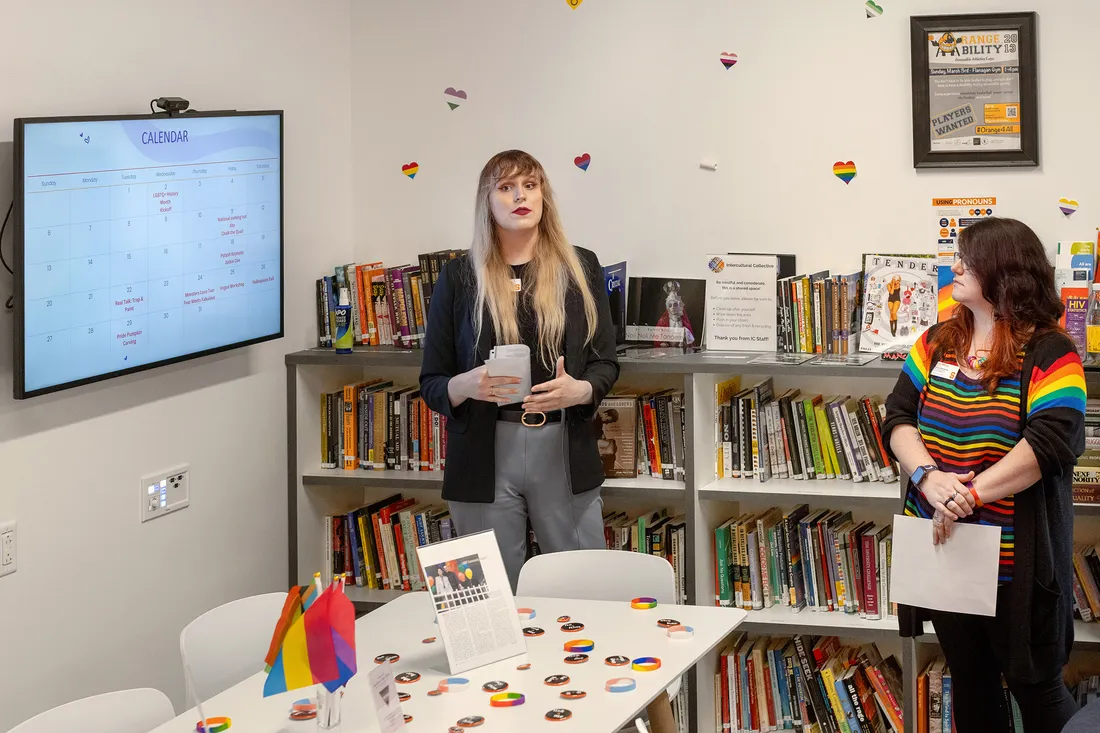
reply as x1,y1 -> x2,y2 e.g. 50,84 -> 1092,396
263,577 -> 357,696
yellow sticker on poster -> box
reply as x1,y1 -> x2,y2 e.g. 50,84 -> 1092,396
984,103 -> 1020,123
976,125 -> 1021,135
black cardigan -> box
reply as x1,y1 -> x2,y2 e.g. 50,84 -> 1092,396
881,324 -> 1086,683
419,247 -> 620,503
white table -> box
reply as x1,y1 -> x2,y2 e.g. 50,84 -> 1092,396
155,593 -> 747,732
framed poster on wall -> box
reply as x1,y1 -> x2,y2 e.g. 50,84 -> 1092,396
910,12 -> 1038,168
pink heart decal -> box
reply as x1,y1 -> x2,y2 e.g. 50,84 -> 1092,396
720,52 -> 738,70
574,153 -> 591,171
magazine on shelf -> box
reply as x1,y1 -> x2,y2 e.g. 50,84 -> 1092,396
626,277 -> 707,348
859,255 -> 937,354
415,529 -> 526,674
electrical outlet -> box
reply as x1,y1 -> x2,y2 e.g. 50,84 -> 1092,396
140,465 -> 191,523
0,521 -> 16,578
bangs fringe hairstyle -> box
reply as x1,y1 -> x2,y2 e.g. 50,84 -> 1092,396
932,217 -> 1065,390
470,150 -> 598,371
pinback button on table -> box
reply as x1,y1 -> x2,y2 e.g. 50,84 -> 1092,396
563,639 -> 594,653
605,655 -> 630,666
395,672 -> 421,684
557,615 -> 571,623
564,653 -> 589,664
523,626 -> 544,637
561,621 -> 585,632
544,674 -> 570,686
632,657 -> 662,672
481,680 -> 508,692
545,709 -> 572,721
397,692 -> 410,702
374,653 -> 400,664
427,689 -> 443,697
656,618 -> 680,628
560,690 -> 587,700
403,714 -> 413,723
456,715 -> 484,727
516,663 -> 532,670
630,596 -> 658,609
605,677 -> 637,693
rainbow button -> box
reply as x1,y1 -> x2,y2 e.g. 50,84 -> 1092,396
605,677 -> 637,693
563,639 -> 594,653
632,657 -> 662,672
489,692 -> 526,708
630,597 -> 657,609
195,718 -> 231,733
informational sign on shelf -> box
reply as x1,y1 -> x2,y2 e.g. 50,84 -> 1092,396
931,197 -> 997,321
704,254 -> 777,352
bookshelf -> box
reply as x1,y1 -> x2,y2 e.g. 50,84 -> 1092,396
285,346 -> 1100,733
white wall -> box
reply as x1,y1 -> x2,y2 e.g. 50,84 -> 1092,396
0,2 -> 352,728
351,0 -> 1100,275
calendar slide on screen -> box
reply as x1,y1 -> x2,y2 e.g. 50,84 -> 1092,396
17,113 -> 282,396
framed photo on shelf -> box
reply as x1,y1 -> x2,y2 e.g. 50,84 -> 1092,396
910,12 -> 1038,168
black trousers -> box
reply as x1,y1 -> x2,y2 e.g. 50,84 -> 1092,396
929,585 -> 1078,733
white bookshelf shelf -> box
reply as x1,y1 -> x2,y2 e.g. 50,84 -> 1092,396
698,476 -> 902,504
345,586 -> 418,605
302,466 -> 684,499
920,620 -> 1100,649
737,604 -> 900,638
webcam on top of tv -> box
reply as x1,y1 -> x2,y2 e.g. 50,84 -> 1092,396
152,97 -> 190,115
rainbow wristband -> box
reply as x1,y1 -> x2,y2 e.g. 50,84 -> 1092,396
966,481 -> 983,508
438,677 -> 471,693
563,639 -> 595,653
630,597 -> 658,610
196,718 -> 231,733
666,625 -> 695,640
517,607 -> 536,620
632,657 -> 662,672
605,677 -> 637,693
489,692 -> 526,707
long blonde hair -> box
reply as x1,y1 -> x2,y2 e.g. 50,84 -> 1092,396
471,150 -> 598,371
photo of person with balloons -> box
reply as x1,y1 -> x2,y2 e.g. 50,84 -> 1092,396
425,555 -> 488,611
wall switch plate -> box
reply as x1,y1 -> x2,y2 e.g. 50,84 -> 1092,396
0,521 -> 16,577
141,465 -> 191,523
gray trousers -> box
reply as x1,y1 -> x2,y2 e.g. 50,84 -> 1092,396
448,419 -> 605,591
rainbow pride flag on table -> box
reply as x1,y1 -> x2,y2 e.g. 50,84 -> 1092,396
263,579 -> 357,696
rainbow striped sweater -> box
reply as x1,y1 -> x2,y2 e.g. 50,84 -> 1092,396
893,329 -> 1085,583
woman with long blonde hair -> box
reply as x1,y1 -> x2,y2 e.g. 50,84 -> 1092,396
420,150 -> 619,590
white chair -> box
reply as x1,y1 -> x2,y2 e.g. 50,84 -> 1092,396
180,592 -> 287,706
517,549 -> 681,731
9,688 -> 174,733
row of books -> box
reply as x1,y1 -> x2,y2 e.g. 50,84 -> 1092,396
602,508 -> 687,605
1074,674 -> 1100,709
714,635 -> 903,733
596,391 -> 687,481
1071,399 -> 1100,504
326,494 -> 457,591
315,251 -> 464,348
714,505 -> 895,620
714,377 -> 899,485
1070,543 -> 1100,623
775,271 -> 863,356
320,380 -> 447,471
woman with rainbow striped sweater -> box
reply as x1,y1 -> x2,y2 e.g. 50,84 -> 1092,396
882,217 -> 1086,733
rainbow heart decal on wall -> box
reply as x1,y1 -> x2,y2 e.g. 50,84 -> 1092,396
574,153 -> 591,172
720,52 -> 738,70
444,87 -> 467,110
866,1 -> 884,18
1059,197 -> 1079,216
832,161 -> 857,184
402,162 -> 419,179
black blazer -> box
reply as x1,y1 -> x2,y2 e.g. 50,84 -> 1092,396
419,247 -> 620,503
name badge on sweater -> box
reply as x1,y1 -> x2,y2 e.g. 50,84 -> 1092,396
511,278 -> 522,292
931,361 -> 959,380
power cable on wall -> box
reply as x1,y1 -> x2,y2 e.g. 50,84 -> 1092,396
1,201 -> 13,311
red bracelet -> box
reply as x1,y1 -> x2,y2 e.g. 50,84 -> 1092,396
966,482 -> 983,508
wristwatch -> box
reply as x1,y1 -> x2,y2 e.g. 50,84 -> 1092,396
910,464 -> 939,489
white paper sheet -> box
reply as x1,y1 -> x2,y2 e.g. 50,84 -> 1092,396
889,514 -> 1001,617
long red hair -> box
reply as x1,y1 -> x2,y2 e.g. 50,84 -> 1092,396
932,217 -> 1065,390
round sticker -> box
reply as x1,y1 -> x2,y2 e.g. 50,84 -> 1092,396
374,653 -> 400,664
481,680 -> 509,692
605,655 -> 630,666
395,672 -> 421,684
523,627 -> 545,637
422,636 -> 437,644
560,622 -> 585,632
630,597 -> 658,610
546,708 -> 573,721
560,690 -> 587,700
427,689 -> 443,697
556,615 -> 571,623
403,715 -> 413,723
563,639 -> 595,653
656,618 -> 680,628
544,674 -> 571,686
397,692 -> 410,702
456,716 -> 485,728
489,692 -> 526,707
516,663 -> 532,671
564,654 -> 589,664
631,657 -> 662,672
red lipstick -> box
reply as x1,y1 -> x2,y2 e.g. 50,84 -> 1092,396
512,207 -> 531,215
